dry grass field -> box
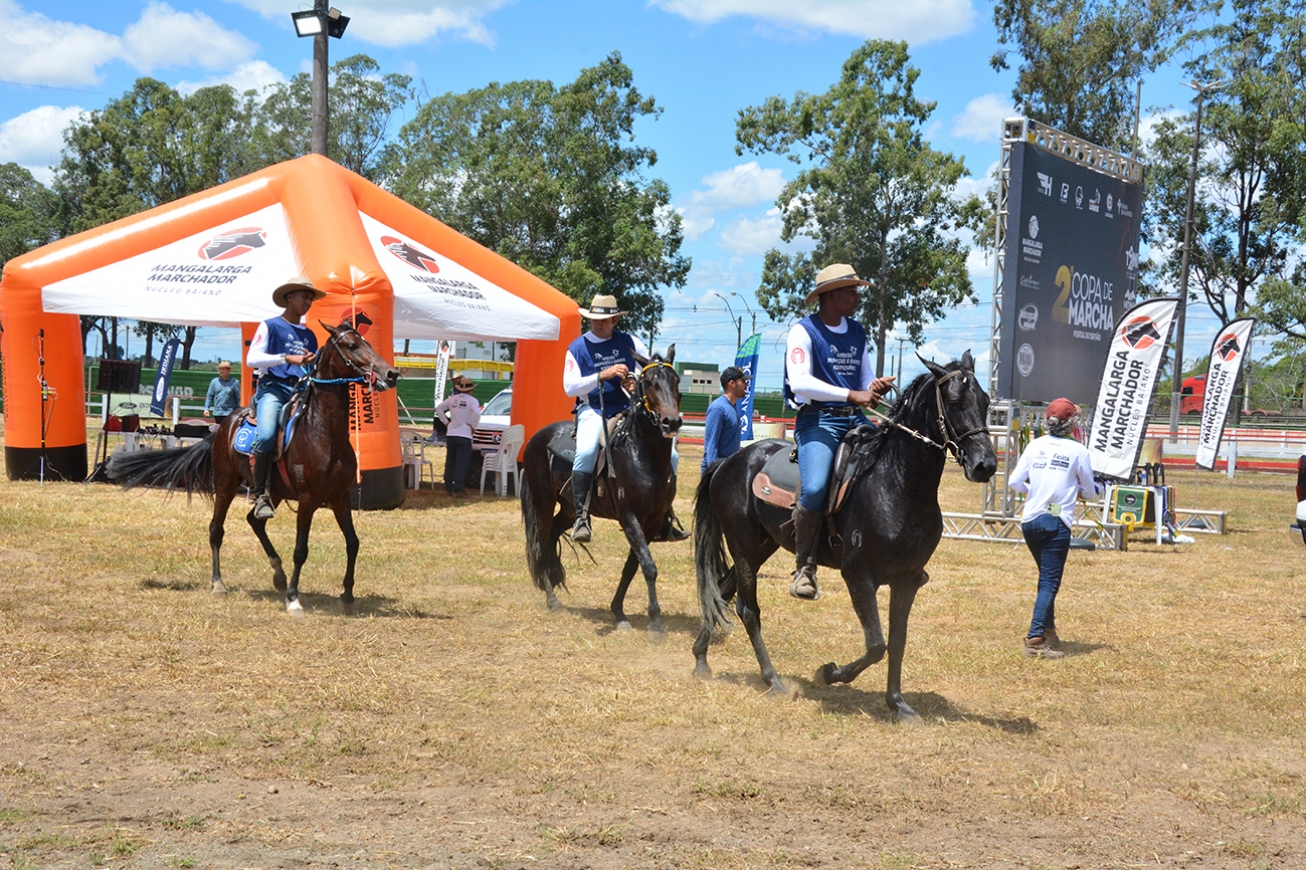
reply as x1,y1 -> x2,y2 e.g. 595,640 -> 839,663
2,423 -> 1305,869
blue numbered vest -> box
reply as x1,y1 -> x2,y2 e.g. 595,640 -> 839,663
783,314 -> 867,409
261,317 -> 318,382
569,331 -> 638,417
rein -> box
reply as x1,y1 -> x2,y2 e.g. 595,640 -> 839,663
309,328 -> 378,388
861,369 -> 988,466
612,359 -> 678,443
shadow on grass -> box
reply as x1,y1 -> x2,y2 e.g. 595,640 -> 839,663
551,601 -> 703,637
139,577 -> 208,592
702,670 -> 1039,733
245,588 -> 453,619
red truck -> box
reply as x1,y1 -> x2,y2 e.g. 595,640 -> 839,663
1180,374 -> 1268,416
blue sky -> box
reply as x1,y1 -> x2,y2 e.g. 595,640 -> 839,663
0,0 -> 1230,389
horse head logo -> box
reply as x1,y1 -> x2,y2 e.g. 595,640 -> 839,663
381,236 -> 440,273
198,227 -> 266,260
341,310 -> 374,337
1122,317 -> 1161,350
1217,333 -> 1240,361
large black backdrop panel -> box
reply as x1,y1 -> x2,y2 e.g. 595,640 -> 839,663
996,141 -> 1144,402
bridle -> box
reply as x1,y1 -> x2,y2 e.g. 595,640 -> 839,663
616,359 -> 680,438
863,368 -> 989,466
309,327 -> 380,389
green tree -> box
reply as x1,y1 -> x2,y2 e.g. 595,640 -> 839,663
0,162 -> 59,266
991,0 -> 1204,151
383,52 -> 689,338
256,54 -> 412,180
735,40 -> 982,374
1146,0 -> 1306,325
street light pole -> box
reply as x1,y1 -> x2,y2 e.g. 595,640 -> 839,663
729,291 -> 758,338
1168,79 -> 1224,442
311,0 -> 328,156
714,292 -> 742,350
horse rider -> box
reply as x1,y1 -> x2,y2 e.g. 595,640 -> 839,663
562,293 -> 686,544
245,276 -> 326,519
783,263 -> 895,600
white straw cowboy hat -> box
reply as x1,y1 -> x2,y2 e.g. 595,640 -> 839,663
805,263 -> 875,306
272,276 -> 327,308
577,293 -> 628,320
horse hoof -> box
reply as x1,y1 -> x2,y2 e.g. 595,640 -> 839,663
648,620 -> 665,640
813,662 -> 837,686
210,581 -> 228,599
615,620 -> 633,632
765,680 -> 793,699
893,705 -> 922,725
693,664 -> 713,681
285,600 -> 305,617
545,595 -> 563,613
341,600 -> 356,617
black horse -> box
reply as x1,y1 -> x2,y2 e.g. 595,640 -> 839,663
520,348 -> 682,634
692,352 -> 997,720
108,320 -> 400,614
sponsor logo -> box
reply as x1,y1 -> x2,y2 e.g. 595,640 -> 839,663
343,310 -> 374,336
1106,193 -> 1114,211
1021,215 -> 1043,263
1018,304 -> 1038,331
1217,333 -> 1241,361
1052,264 -> 1115,331
1116,199 -> 1134,219
381,235 -> 440,272
1037,172 -> 1052,196
198,227 -> 266,260
1075,186 -> 1084,208
1019,274 -> 1039,290
1060,183 -> 1070,204
1125,249 -> 1139,275
1017,343 -> 1035,377
1088,188 -> 1101,213
790,347 -> 805,365
1028,215 -> 1040,239
1121,317 -> 1162,350
1104,192 -> 1115,219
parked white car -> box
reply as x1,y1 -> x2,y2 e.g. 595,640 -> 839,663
1292,450 -> 1306,546
472,387 -> 512,452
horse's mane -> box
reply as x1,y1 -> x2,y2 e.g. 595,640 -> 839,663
854,361 -> 963,460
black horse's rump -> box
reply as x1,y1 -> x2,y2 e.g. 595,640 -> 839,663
108,433 -> 217,500
692,352 -> 998,719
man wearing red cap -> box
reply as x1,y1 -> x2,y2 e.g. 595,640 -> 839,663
1007,398 -> 1100,658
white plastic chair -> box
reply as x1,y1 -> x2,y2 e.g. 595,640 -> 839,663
480,424 -> 525,496
400,430 -> 435,489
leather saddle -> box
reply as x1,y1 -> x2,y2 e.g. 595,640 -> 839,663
547,415 -> 626,492
232,397 -> 303,460
751,425 -> 879,517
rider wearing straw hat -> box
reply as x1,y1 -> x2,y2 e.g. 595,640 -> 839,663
245,276 -> 327,520
783,263 -> 895,600
562,293 -> 685,543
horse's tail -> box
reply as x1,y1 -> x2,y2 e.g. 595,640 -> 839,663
106,433 -> 217,500
520,468 -> 566,593
695,460 -> 734,631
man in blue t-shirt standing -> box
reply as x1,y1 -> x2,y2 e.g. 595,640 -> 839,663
562,293 -> 683,543
702,366 -> 750,471
245,276 -> 325,520
783,263 -> 895,600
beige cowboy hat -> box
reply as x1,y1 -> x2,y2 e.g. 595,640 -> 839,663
577,293 -> 628,320
272,276 -> 328,308
805,263 -> 875,306
451,372 -> 476,392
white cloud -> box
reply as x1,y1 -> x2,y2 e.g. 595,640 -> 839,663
652,0 -> 975,45
951,93 -> 1015,142
0,0 -> 120,86
677,161 -> 786,241
719,209 -> 785,256
123,2 -> 257,72
0,105 -> 83,184
176,61 -> 287,97
230,0 -> 508,46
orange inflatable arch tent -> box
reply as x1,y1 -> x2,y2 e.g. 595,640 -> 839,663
0,155 -> 579,507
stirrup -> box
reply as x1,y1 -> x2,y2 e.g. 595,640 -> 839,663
253,494 -> 276,520
572,515 -> 592,543
789,568 -> 819,600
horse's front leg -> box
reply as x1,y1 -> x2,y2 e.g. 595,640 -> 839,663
329,498 -> 359,614
618,516 -> 663,636
284,500 -> 319,616
884,571 -> 927,722
815,574 -> 886,686
209,486 -> 236,597
246,507 -> 286,592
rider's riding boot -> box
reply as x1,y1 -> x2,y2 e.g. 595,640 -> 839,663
571,471 -> 594,543
251,450 -> 276,520
790,505 -> 822,600
655,475 -> 690,542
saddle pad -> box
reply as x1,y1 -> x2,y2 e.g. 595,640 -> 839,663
547,416 -> 625,475
751,440 -> 798,509
232,404 -> 302,457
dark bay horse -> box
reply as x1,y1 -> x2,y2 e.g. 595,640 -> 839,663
692,352 -> 997,719
520,348 -> 682,634
108,320 -> 400,614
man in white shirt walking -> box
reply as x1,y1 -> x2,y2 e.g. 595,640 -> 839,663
1008,397 -> 1100,658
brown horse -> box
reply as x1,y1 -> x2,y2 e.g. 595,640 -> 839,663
108,320 -> 400,614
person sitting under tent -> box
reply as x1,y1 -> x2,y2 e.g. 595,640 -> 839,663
245,276 -> 325,519
562,293 -> 686,544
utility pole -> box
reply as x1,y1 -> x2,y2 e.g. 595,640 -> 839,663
714,292 -> 742,350
1168,79 -> 1224,442
291,2 -> 349,158
897,336 -> 906,382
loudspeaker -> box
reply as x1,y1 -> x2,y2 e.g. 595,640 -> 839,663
96,359 -> 142,393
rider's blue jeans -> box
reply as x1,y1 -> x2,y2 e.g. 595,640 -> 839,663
794,408 -> 865,511
254,378 -> 296,454
573,405 -> 678,476
1022,511 -> 1071,639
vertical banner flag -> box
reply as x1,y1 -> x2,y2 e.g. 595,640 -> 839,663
1195,317 -> 1256,471
433,340 -> 455,404
734,333 -> 761,440
149,338 -> 181,417
1088,297 -> 1180,480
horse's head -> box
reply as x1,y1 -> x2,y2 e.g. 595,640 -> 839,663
919,350 -> 997,483
317,320 -> 401,391
632,344 -> 682,438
